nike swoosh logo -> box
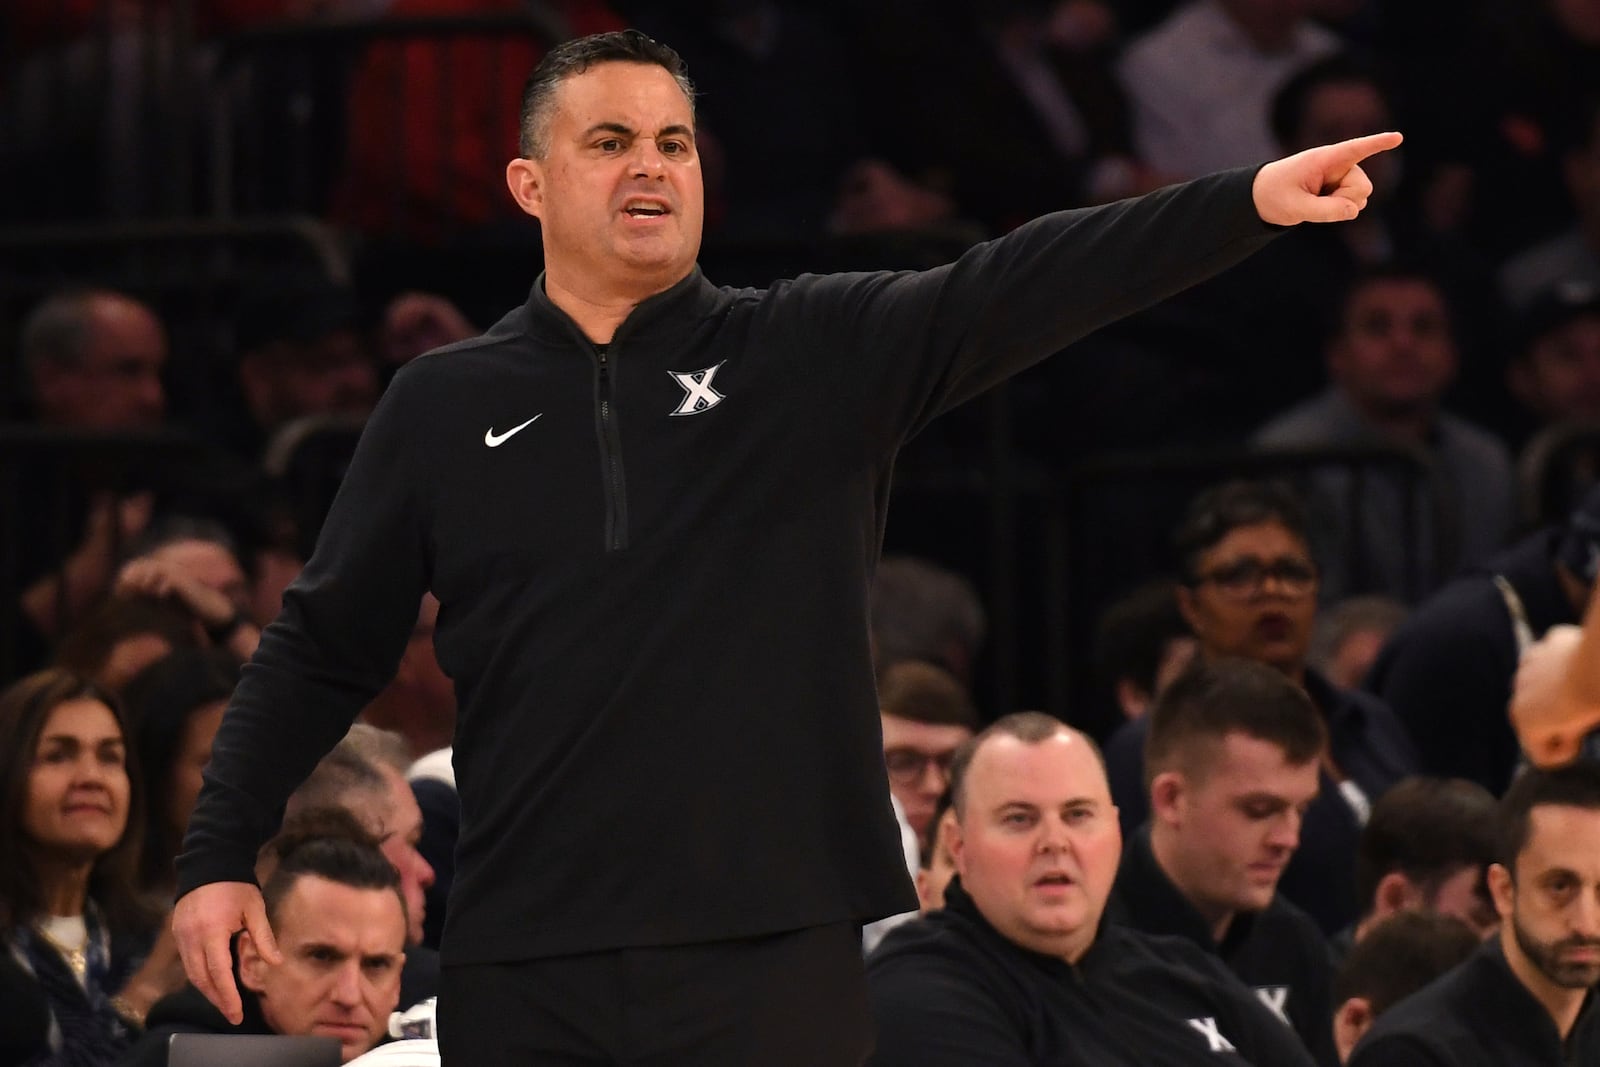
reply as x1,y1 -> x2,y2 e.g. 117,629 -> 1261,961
484,414 -> 542,447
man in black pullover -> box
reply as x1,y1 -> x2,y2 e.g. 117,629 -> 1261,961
1349,763 -> 1600,1065
867,711 -> 1316,1065
171,27 -> 1403,1066
1109,657 -> 1338,1066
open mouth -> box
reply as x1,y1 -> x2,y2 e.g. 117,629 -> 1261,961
1033,872 -> 1076,889
623,200 -> 670,218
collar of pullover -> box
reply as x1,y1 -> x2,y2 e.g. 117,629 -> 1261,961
519,267 -> 727,351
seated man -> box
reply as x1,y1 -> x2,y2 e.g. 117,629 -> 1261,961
1337,776 -> 1499,962
1332,912 -> 1479,1064
1110,657 -> 1337,1066
125,812 -> 407,1064
866,711 -> 1316,1066
1349,763 -> 1600,1065
877,659 -> 980,839
286,726 -> 439,1006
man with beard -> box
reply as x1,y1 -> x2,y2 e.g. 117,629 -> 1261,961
1349,763 -> 1600,1065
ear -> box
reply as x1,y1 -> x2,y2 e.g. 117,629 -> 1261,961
1333,997 -> 1373,1063
1114,679 -> 1150,720
1487,862 -> 1516,922
1372,871 -> 1422,920
1175,584 -> 1201,634
947,815 -> 967,878
238,929 -> 267,994
506,157 -> 545,219
1149,770 -> 1186,826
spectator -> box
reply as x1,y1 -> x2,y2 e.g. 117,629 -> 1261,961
1503,279 -> 1600,450
1111,657 -> 1337,1066
870,555 -> 987,686
1104,480 -> 1418,933
285,725 -> 439,1008
1331,911 -> 1479,1063
0,669 -> 179,1059
1310,596 -> 1407,691
114,516 -> 263,663
866,712 -> 1317,1065
1499,94 -> 1600,312
1092,578 -> 1196,720
1365,481 -> 1600,794
1255,265 -> 1515,603
877,660 -> 980,838
121,648 -> 241,901
19,288 -> 167,430
125,809 -> 409,1065
1348,764 -> 1600,1064
1118,0 -> 1341,179
1339,777 -> 1499,961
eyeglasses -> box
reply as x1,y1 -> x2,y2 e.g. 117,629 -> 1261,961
1189,557 -> 1317,599
884,747 -> 956,785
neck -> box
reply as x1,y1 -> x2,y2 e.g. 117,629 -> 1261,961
543,266 -> 679,344
1149,825 -> 1235,942
1502,927 -> 1591,1039
34,854 -> 93,918
1347,392 -> 1436,445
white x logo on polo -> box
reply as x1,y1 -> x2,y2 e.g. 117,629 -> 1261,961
668,361 -> 727,416
1187,1017 -> 1237,1053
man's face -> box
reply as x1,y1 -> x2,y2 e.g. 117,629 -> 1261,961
951,732 -> 1121,963
1427,864 -> 1499,940
1154,733 -> 1321,921
370,767 -> 434,946
881,713 -> 973,837
916,808 -> 959,912
1511,316 -> 1600,424
36,294 -> 167,429
1492,805 -> 1600,992
1330,279 -> 1456,418
507,61 -> 704,301
1179,521 -> 1318,677
240,875 -> 407,1063
244,331 -> 378,432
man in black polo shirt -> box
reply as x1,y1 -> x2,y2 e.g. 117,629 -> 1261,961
866,711 -> 1316,1066
1350,763 -> 1600,1065
1110,657 -> 1338,1066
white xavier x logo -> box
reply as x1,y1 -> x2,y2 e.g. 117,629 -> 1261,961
668,361 -> 726,416
1187,1017 -> 1237,1053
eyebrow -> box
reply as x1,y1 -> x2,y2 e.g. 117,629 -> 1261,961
581,122 -> 695,142
39,734 -> 124,748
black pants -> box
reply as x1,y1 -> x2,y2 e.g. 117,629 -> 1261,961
437,922 -> 873,1066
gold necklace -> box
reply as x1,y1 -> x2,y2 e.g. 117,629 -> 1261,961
33,920 -> 89,982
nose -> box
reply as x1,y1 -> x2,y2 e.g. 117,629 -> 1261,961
415,850 -> 436,891
1265,809 -> 1303,852
629,138 -> 669,177
917,760 -> 948,796
1036,813 -> 1074,854
330,961 -> 363,1007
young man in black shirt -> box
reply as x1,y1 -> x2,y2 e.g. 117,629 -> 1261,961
1109,656 -> 1338,1065
1350,763 -> 1600,1065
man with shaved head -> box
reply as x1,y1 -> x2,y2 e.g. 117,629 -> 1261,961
866,711 -> 1316,1065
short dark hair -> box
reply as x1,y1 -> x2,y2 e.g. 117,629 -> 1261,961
1354,777 -> 1497,917
1093,580 -> 1191,698
949,711 -> 1101,818
1332,263 -> 1453,344
1174,481 -> 1310,583
878,660 -> 980,731
1144,657 -> 1326,787
1495,763 -> 1600,873
260,807 -> 405,927
0,669 -> 153,937
1333,911 -> 1477,1016
518,29 -> 694,158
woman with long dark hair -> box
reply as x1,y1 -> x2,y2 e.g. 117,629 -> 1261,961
0,669 -> 170,1064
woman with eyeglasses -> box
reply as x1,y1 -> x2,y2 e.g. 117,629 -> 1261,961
0,669 -> 172,1065
1102,480 -> 1418,936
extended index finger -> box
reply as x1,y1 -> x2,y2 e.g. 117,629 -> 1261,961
1333,131 -> 1403,167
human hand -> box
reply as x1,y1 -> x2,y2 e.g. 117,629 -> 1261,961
118,916 -> 189,1020
1510,624 -> 1600,769
115,557 -> 237,633
173,882 -> 279,1026
382,292 -> 477,367
1251,132 -> 1403,226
